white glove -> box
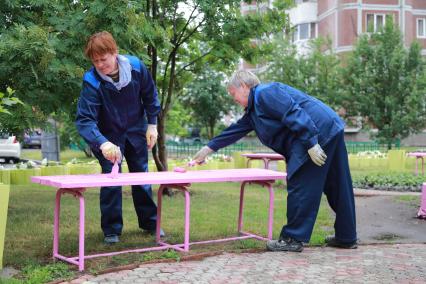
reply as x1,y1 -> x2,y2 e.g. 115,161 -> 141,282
146,124 -> 158,150
308,144 -> 327,166
193,146 -> 213,164
100,142 -> 122,163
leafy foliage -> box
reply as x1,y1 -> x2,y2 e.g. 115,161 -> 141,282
0,0 -> 291,171
0,87 -> 23,115
182,68 -> 234,139
165,101 -> 191,138
352,172 -> 425,191
261,36 -> 342,108
342,20 -> 426,146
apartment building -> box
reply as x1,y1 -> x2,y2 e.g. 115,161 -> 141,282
291,0 -> 426,55
241,0 -> 426,58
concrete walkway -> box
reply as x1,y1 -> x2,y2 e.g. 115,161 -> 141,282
65,243 -> 426,283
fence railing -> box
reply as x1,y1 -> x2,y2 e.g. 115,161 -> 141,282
165,141 -> 400,159
345,141 -> 400,154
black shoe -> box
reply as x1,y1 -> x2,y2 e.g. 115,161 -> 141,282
104,234 -> 119,244
325,236 -> 358,249
266,237 -> 303,252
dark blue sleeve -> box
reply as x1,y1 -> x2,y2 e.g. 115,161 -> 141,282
75,83 -> 108,149
139,61 -> 161,124
257,87 -> 319,148
207,114 -> 253,151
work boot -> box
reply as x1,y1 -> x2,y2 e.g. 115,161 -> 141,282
325,235 -> 358,249
266,237 -> 303,252
104,234 -> 119,244
145,228 -> 165,237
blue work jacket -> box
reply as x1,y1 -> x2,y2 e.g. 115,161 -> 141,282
207,82 -> 344,179
75,55 -> 160,152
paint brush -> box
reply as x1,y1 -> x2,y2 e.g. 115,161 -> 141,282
109,161 -> 119,178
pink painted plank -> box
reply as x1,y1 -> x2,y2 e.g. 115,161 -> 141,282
241,153 -> 284,160
31,168 -> 286,189
408,152 -> 426,157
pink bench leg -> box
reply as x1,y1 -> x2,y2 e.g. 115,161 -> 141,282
78,193 -> 85,271
238,181 -> 275,240
54,188 -> 86,271
415,158 -> 419,176
156,186 -> 164,244
183,190 -> 190,251
263,158 -> 270,169
157,184 -> 191,251
238,182 -> 246,233
417,183 -> 426,219
53,190 -> 62,258
266,183 -> 274,240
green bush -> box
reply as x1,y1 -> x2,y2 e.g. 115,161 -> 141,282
353,172 -> 425,191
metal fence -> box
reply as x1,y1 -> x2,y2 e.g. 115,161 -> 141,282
166,141 -> 400,159
345,141 -> 400,154
165,141 -> 270,159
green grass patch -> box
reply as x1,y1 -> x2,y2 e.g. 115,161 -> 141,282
3,182 -> 333,281
394,195 -> 420,208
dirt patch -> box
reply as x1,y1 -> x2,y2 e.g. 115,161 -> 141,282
355,195 -> 426,244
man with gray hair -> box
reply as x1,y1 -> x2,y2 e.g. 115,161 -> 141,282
193,70 -> 357,252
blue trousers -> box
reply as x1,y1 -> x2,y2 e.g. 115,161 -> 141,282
280,131 -> 357,243
93,139 -> 157,236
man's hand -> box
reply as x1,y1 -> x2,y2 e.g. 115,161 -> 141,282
308,144 -> 327,166
146,124 -> 158,150
100,142 -> 122,163
193,146 -> 213,164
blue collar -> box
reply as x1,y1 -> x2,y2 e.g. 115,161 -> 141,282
246,85 -> 258,113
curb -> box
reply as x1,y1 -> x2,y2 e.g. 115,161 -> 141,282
354,188 -> 421,196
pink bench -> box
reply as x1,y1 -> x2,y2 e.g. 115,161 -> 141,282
407,152 -> 426,176
241,153 -> 285,169
31,168 -> 286,271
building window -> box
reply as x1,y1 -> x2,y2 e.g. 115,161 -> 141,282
366,14 -> 393,33
292,22 -> 316,42
417,18 -> 426,38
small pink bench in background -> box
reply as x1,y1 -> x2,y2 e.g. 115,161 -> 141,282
407,152 -> 426,176
241,153 -> 285,169
31,168 -> 286,271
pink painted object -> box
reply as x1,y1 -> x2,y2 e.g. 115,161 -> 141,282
407,152 -> 426,176
31,168 -> 283,188
173,167 -> 186,173
417,183 -> 426,219
109,162 -> 119,178
31,169 -> 286,271
241,153 -> 285,169
173,161 -> 197,172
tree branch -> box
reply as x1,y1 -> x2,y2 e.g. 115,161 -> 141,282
176,50 -> 212,76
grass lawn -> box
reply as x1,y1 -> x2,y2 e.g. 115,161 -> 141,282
3,182 -> 333,280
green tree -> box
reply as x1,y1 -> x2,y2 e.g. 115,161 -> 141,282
0,0 -> 291,171
0,87 -> 26,136
165,101 -> 190,139
143,0 -> 290,171
182,68 -> 234,139
342,21 -> 426,147
261,36 -> 342,108
0,87 -> 22,115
